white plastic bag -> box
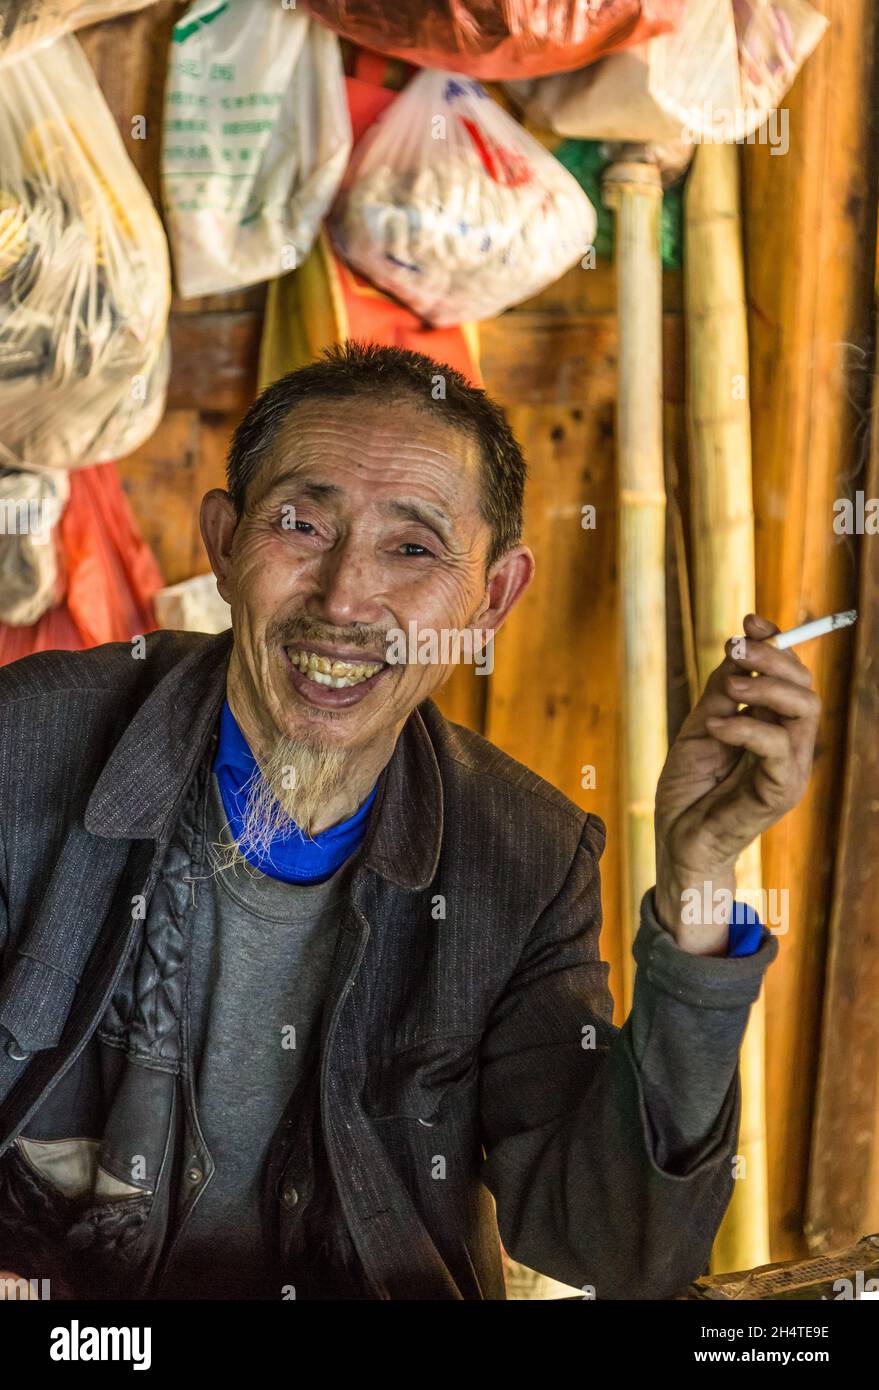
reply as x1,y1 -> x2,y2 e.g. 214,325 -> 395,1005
331,71 -> 597,327
162,0 -> 352,298
0,35 -> 170,471
0,1 -> 157,67
733,0 -> 827,113
0,467 -> 69,624
153,572 -> 231,634
521,0 -> 828,144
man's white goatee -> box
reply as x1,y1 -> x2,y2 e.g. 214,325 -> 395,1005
215,734 -> 350,873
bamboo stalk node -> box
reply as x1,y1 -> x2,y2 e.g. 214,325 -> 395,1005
602,159 -> 663,209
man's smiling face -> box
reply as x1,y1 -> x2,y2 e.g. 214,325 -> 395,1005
202,393 -> 532,768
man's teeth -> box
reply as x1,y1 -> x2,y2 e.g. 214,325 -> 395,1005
287,649 -> 384,688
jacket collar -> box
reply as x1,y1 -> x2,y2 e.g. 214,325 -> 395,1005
84,631 -> 442,891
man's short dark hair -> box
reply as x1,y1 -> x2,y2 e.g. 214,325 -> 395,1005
226,340 -> 526,569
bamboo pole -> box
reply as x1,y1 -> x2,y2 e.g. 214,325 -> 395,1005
602,155 -> 667,1010
684,141 -> 769,1273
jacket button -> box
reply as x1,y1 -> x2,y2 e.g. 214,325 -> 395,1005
5,1038 -> 29,1061
281,1184 -> 299,1210
187,1166 -> 204,1185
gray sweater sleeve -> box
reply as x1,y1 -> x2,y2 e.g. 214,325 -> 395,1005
479,826 -> 778,1297
626,888 -> 778,1174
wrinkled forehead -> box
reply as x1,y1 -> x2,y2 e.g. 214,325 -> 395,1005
250,394 -> 484,509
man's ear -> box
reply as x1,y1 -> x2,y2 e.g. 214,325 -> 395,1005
471,544 -> 535,635
200,489 -> 239,604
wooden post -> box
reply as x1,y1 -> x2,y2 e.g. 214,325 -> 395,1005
603,155 -> 667,1008
684,141 -> 769,1272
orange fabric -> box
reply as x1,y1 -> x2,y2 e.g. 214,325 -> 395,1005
347,50 -> 401,139
332,244 -> 482,385
0,462 -> 164,664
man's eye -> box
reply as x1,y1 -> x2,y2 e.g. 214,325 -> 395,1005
399,543 -> 433,557
278,515 -> 316,534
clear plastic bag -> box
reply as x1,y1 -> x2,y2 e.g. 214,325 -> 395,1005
302,0 -> 686,81
521,0 -> 827,143
331,71 -> 597,327
0,1 -> 157,67
0,468 -> 68,625
0,34 -> 170,471
732,0 -> 828,114
161,0 -> 352,299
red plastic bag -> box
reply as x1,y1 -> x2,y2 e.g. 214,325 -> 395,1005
0,461 -> 163,664
302,1 -> 685,80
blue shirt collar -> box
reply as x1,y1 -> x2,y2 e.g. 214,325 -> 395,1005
213,700 -> 377,885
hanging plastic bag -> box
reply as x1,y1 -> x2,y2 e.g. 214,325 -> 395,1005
0,34 -> 170,472
302,1 -> 686,81
261,60 -> 482,392
330,71 -> 596,328
0,468 -> 69,625
519,0 -> 827,144
732,0 -> 828,114
162,0 -> 352,299
0,0 -> 157,67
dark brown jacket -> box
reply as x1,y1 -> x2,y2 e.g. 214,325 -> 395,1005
0,630 -> 775,1299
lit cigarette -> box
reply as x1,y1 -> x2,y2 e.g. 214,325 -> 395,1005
768,610 -> 858,650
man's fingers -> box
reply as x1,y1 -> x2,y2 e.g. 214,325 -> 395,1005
704,713 -> 792,761
725,673 -> 822,723
725,635 -> 814,687
689,616 -> 815,728
743,612 -> 779,639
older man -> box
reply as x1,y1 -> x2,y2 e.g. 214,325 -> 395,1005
0,342 -> 819,1301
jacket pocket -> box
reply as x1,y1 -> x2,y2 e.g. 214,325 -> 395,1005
15,1137 -> 151,1203
0,1139 -> 155,1301
363,1035 -> 481,1125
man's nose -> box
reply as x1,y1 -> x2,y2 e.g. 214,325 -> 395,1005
305,538 -> 387,628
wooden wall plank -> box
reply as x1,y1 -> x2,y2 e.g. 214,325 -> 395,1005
79,2 -> 179,202
117,409 -> 201,586
742,0 -> 877,1259
167,311 -> 263,413
432,666 -> 488,734
806,358 -> 879,1252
